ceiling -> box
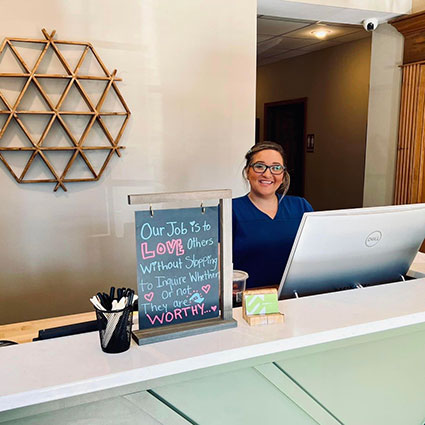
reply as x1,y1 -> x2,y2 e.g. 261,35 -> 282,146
257,0 -> 409,25
256,0 -> 409,67
257,16 -> 371,66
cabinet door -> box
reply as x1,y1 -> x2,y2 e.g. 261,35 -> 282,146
0,393 -> 190,425
152,367 -> 326,425
276,327 -> 425,425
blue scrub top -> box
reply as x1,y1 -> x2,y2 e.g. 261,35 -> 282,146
232,194 -> 313,288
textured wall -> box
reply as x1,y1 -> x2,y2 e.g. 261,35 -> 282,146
0,0 -> 257,324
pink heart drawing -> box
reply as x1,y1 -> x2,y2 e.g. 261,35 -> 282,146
211,305 -> 217,312
201,284 -> 211,294
144,292 -> 154,302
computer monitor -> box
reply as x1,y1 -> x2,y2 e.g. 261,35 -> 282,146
278,203 -> 425,299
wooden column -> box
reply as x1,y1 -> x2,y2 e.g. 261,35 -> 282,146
395,63 -> 424,204
391,13 -> 425,205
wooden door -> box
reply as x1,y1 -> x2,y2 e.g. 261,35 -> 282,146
264,99 -> 306,197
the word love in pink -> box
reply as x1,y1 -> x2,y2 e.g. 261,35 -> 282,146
141,238 -> 185,260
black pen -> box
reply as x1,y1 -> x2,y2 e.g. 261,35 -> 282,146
102,292 -> 113,310
96,292 -> 106,309
128,289 -> 134,307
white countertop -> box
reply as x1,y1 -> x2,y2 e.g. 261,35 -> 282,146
2,255 -> 425,413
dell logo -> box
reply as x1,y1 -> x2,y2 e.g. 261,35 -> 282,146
365,231 -> 382,247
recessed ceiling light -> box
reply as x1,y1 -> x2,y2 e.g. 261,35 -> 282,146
312,29 -> 331,39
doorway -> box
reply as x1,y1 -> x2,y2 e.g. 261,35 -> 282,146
263,98 -> 306,197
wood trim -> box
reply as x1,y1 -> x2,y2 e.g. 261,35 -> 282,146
400,59 -> 425,67
391,12 -> 425,65
0,312 -> 96,344
390,11 -> 425,36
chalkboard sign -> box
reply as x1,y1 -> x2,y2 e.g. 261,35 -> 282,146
135,206 -> 219,330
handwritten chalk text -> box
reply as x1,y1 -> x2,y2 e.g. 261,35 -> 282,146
185,254 -> 218,270
139,302 -> 168,314
140,279 -> 153,292
188,270 -> 219,282
139,258 -> 183,274
140,239 -> 184,260
155,275 -> 186,288
140,222 -> 188,240
187,237 -> 214,250
146,303 -> 205,325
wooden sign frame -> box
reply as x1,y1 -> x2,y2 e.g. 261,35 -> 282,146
128,189 -> 236,345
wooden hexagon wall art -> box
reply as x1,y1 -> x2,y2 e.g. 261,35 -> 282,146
0,29 -> 131,192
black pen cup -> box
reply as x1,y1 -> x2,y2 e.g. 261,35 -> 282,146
94,305 -> 133,354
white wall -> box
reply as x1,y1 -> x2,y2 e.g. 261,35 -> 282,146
0,0 -> 256,323
363,23 -> 404,207
412,0 -> 425,12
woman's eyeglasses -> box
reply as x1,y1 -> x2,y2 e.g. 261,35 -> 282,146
250,162 -> 285,175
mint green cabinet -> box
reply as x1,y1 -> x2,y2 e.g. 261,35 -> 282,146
0,393 -> 189,425
276,326 -> 425,425
153,367 -> 321,425
2,324 -> 425,425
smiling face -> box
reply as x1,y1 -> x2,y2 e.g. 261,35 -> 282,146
246,149 -> 285,198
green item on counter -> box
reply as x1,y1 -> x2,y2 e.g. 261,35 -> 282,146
245,293 -> 279,316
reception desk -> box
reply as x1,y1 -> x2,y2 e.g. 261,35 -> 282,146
1,259 -> 425,424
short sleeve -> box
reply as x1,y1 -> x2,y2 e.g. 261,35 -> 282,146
303,198 -> 314,213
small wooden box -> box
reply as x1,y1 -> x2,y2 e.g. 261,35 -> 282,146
242,288 -> 284,326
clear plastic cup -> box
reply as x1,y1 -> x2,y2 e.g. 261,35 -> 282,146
232,270 -> 249,306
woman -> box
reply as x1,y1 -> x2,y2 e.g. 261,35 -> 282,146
233,141 -> 313,289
